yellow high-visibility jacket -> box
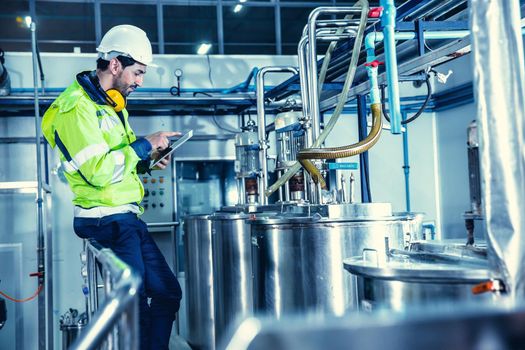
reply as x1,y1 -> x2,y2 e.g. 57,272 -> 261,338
42,71 -> 150,209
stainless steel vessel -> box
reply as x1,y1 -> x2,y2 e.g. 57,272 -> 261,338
343,240 -> 492,312
251,203 -> 417,317
184,215 -> 215,349
210,211 -> 254,344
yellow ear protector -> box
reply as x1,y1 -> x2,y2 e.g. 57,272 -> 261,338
104,89 -> 127,113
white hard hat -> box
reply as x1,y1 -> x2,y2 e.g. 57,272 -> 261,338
96,24 -> 154,66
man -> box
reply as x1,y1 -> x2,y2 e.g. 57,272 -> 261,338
42,25 -> 182,349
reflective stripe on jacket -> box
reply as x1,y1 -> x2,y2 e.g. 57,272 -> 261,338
42,77 -> 145,209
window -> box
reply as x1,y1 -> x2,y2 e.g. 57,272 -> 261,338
164,5 -> 218,55
281,6 -> 315,55
101,4 -> 158,53
224,5 -> 276,54
0,1 -> 31,52
36,1 -> 95,52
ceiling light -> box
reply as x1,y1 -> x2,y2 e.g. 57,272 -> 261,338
197,43 -> 212,55
24,16 -> 32,28
233,4 -> 243,13
239,0 -> 247,3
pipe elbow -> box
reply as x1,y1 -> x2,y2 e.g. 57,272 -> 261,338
364,32 -> 377,51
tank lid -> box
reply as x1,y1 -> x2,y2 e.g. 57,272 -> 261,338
184,214 -> 212,220
250,203 -> 400,224
410,240 -> 487,260
286,203 -> 392,217
343,249 -> 490,283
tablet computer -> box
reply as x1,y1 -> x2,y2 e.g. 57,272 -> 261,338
150,130 -> 193,169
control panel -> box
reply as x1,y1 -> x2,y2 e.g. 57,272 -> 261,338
139,167 -> 177,273
139,167 -> 175,223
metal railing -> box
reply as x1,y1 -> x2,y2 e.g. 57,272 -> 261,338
70,239 -> 142,350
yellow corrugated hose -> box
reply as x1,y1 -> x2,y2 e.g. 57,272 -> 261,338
297,103 -> 382,187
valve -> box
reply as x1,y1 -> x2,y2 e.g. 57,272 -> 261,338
472,279 -> 506,295
364,60 -> 384,68
368,7 -> 383,18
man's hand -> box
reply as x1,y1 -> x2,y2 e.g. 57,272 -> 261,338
151,153 -> 171,170
145,131 -> 181,151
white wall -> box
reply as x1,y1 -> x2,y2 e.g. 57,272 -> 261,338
433,54 -> 481,240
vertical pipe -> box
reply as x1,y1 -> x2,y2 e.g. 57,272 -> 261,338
380,0 -> 402,134
307,9 -> 323,142
256,67 -> 298,205
284,179 -> 290,202
298,37 -> 312,147
104,270 -> 114,350
471,0 -> 525,299
31,21 -> 50,350
278,171 -> 283,202
94,0 -> 102,45
156,1 -> 165,54
401,111 -> 411,212
216,0 -> 224,54
357,94 -> 371,203
274,0 -> 282,55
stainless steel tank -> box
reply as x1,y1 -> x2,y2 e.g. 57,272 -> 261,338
343,240 -> 492,312
184,215 -> 215,349
251,203 -> 416,317
210,212 -> 254,344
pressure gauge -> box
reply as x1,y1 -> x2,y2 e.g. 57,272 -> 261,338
174,69 -> 183,78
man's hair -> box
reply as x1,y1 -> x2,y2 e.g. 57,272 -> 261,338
97,55 -> 137,71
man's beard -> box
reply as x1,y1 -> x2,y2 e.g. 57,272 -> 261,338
114,74 -> 135,97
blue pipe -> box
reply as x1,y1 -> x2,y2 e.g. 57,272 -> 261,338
380,0 -> 402,134
401,110 -> 411,212
357,94 -> 371,203
422,222 -> 436,240
221,67 -> 259,94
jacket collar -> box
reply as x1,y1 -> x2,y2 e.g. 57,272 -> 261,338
76,71 -> 108,106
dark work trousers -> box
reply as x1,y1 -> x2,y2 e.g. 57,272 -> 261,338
74,213 -> 182,350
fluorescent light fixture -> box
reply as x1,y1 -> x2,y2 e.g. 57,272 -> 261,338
24,16 -> 32,28
239,0 -> 247,3
233,4 -> 243,13
197,43 -> 212,55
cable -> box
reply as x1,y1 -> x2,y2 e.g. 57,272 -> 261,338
210,105 -> 238,133
381,74 -> 432,125
0,284 -> 43,303
212,114 -> 238,133
169,86 -> 179,96
206,54 -> 214,88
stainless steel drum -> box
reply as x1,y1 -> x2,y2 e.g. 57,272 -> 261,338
250,203 -> 416,317
343,240 -> 491,312
184,215 -> 215,349
210,212 -> 254,344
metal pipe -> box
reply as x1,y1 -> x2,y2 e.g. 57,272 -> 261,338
266,4 -> 368,199
380,0 -> 402,134
284,178 -> 290,202
31,20 -> 51,350
471,0 -> 525,299
365,30 -> 470,48
278,170 -> 283,202
73,240 -> 141,350
307,7 -> 363,142
104,269 -> 114,349
298,36 -> 312,147
256,66 -> 298,205
401,111 -> 411,212
316,19 -> 365,27
70,281 -> 140,350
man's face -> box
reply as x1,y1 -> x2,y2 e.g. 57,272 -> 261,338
114,62 -> 147,97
